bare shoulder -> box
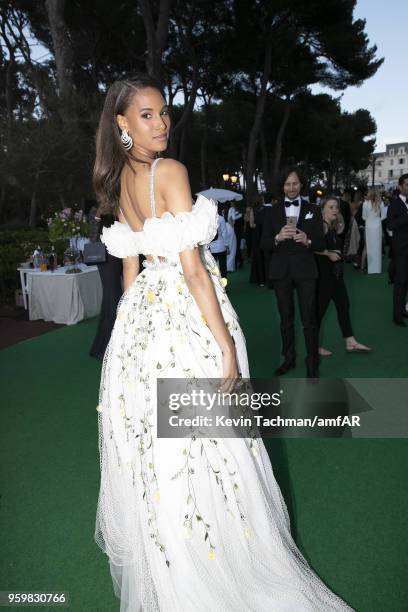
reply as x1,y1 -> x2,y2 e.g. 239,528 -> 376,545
157,158 -> 188,179
156,158 -> 192,214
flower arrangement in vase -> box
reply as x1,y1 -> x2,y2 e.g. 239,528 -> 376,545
47,207 -> 89,273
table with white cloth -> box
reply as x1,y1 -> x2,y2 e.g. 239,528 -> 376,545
17,263 -> 103,325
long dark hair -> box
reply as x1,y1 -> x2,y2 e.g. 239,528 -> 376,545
93,74 -> 165,216
278,165 -> 305,191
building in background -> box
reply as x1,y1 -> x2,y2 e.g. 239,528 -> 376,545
359,142 -> 408,190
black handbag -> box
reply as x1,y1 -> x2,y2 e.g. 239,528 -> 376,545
83,241 -> 107,264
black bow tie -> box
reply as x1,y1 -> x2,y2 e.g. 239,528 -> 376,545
285,199 -> 300,208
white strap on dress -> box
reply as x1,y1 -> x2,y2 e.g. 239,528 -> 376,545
118,157 -> 162,225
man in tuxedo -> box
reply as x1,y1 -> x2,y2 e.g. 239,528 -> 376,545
261,167 -> 325,378
387,173 -> 408,326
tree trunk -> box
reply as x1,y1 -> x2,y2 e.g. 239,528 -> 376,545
200,129 -> 208,189
179,123 -> 188,163
0,15 -> 16,144
271,98 -> 291,191
5,55 -> 14,144
200,102 -> 210,188
169,25 -> 199,159
44,0 -> 74,118
304,154 -> 310,188
260,131 -> 272,192
0,182 -> 6,225
3,8 -> 51,113
29,169 -> 40,227
138,0 -> 172,84
241,146 -> 247,192
245,35 -> 273,199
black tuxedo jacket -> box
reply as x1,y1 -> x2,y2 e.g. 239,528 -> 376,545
387,196 -> 408,255
260,198 -> 325,281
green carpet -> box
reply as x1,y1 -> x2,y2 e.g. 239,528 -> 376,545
0,263 -> 407,612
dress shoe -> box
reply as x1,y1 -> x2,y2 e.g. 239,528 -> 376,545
393,318 -> 406,327
275,359 -> 296,375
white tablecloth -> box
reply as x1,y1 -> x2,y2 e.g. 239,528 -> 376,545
24,263 -> 102,325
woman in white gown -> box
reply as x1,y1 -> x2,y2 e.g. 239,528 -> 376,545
225,209 -> 237,272
362,189 -> 387,273
94,76 -> 353,612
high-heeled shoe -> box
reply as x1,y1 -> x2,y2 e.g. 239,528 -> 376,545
346,341 -> 371,353
319,347 -> 333,357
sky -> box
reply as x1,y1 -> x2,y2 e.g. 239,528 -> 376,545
314,0 -> 408,152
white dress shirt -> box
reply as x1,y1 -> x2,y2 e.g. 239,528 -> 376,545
228,207 -> 243,224
399,194 -> 408,209
210,214 -> 229,254
284,197 -> 302,220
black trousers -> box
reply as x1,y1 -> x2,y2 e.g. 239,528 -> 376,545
245,227 -> 254,259
212,250 -> 227,279
273,276 -> 318,367
90,252 -> 123,359
388,244 -> 395,283
393,252 -> 408,320
317,275 -> 353,338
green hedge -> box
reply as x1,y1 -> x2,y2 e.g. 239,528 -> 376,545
0,229 -> 67,305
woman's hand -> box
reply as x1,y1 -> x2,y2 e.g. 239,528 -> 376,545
220,348 -> 240,394
327,250 -> 342,262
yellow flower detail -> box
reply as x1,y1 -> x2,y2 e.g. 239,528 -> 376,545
208,548 -> 215,560
177,285 -> 183,294
154,490 -> 160,502
211,266 -> 220,276
244,527 -> 251,540
96,404 -> 103,413
220,277 -> 228,288
201,314 -> 207,325
148,291 -> 155,304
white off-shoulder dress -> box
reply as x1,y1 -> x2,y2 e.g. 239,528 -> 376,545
95,158 -> 354,612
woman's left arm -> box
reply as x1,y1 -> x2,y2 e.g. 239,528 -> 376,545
123,256 -> 140,291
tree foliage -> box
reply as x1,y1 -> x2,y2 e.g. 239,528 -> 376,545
0,0 -> 383,225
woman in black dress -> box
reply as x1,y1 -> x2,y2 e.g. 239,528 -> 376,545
88,206 -> 123,360
315,196 -> 371,356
